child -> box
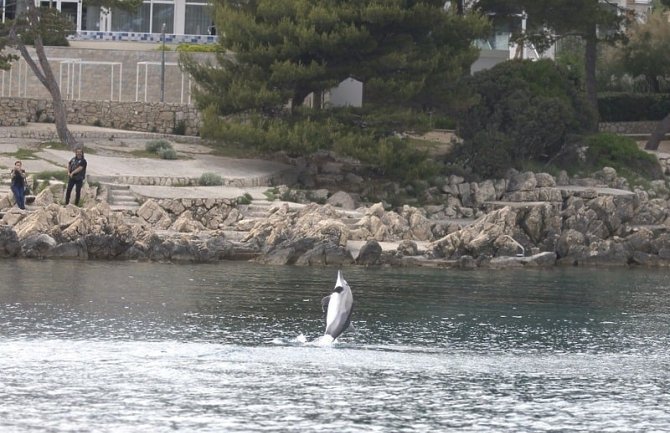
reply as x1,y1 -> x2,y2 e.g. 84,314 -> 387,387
10,160 -> 27,210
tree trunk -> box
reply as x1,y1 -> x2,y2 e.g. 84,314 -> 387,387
584,28 -> 599,132
10,2 -> 78,148
33,36 -> 78,147
645,112 -> 670,151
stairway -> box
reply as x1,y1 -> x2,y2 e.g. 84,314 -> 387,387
106,184 -> 140,211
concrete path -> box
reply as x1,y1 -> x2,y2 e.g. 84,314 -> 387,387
0,123 -> 296,201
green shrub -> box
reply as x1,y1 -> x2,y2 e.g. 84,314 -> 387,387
145,139 -> 173,153
200,107 -> 438,183
157,147 -> 178,160
236,193 -> 253,205
582,133 -> 663,180
453,59 -> 596,179
199,172 -> 224,186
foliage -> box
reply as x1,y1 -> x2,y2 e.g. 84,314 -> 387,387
236,193 -> 253,205
18,8 -> 73,46
0,23 -> 18,70
157,147 -> 178,159
618,11 -> 670,93
198,172 -> 224,186
10,148 -> 37,160
599,93 -> 670,122
201,106 -> 439,182
581,133 -> 663,180
145,139 -> 173,153
180,1 -> 489,182
451,59 -> 596,179
182,0 -> 487,116
145,139 -> 178,159
474,0 -> 632,121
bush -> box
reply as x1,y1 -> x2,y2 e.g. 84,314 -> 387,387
157,147 -> 178,160
199,172 -> 224,186
582,133 -> 663,180
145,139 -> 173,153
452,59 -> 596,178
598,93 -> 670,122
200,106 -> 438,182
237,193 -> 253,205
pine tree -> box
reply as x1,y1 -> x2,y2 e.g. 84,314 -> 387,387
182,0 -> 487,118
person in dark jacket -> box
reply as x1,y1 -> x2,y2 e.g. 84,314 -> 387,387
10,160 -> 26,210
65,148 -> 87,206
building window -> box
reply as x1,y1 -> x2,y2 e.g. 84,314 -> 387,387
111,3 -> 151,32
152,2 -> 174,33
111,1 -> 174,33
185,4 -> 212,35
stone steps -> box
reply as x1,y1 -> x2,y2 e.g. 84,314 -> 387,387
105,183 -> 140,210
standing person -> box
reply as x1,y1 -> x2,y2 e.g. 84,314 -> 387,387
65,148 -> 87,206
10,160 -> 27,210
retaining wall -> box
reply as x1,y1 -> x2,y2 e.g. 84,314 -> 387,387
0,97 -> 201,135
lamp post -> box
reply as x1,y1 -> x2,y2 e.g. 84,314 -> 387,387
160,22 -> 166,102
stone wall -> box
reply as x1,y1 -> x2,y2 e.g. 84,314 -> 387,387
0,97 -> 201,136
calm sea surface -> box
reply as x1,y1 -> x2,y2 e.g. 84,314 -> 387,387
0,260 -> 669,432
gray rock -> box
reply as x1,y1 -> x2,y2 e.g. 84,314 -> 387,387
356,239 -> 382,265
327,191 -> 356,210
508,172 -> 537,192
0,226 -> 20,257
21,233 -> 57,258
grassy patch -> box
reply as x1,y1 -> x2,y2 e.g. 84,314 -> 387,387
9,148 -> 38,160
33,170 -> 69,183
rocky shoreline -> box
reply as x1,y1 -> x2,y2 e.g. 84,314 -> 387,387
2,167 -> 670,268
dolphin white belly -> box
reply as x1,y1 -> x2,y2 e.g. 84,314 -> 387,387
323,270 -> 353,340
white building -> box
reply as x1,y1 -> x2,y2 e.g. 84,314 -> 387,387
2,0 -> 215,42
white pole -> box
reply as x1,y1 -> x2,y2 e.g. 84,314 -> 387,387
144,63 -> 148,102
78,62 -> 82,100
110,64 -> 114,101
135,63 -> 140,101
119,63 -> 122,101
180,72 -> 184,104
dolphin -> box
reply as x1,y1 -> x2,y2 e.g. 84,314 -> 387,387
321,270 -> 354,341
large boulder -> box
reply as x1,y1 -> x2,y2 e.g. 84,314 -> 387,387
356,239 -> 382,265
0,226 -> 20,257
137,199 -> 172,229
431,206 -> 519,259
